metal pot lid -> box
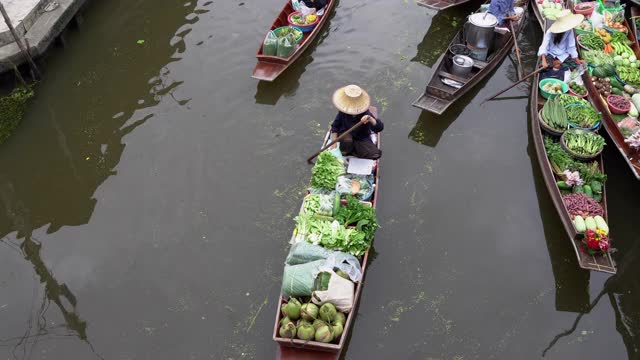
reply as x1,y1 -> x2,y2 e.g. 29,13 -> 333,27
469,12 -> 498,27
453,55 -> 474,67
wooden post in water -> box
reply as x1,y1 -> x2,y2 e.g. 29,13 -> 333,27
0,1 -> 41,78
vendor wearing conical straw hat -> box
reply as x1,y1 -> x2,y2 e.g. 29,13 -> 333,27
537,10 -> 585,73
330,85 -> 383,160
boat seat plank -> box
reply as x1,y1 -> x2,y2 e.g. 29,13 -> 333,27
416,0 -> 469,10
412,93 -> 450,115
473,59 -> 488,69
438,71 -> 469,84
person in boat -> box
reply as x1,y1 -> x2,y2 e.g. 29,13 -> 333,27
537,10 -> 585,75
487,0 -> 522,26
329,85 -> 383,160
301,0 -> 327,11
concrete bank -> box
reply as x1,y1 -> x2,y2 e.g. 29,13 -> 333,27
0,0 -> 87,74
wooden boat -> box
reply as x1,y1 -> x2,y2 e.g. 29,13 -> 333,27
252,0 -> 336,82
416,0 -> 472,11
530,0 -> 546,32
575,20 -> 640,179
529,66 -> 616,274
631,6 -> 640,48
273,108 -> 381,360
412,0 -> 528,114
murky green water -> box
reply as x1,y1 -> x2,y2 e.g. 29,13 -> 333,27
0,0 -> 639,359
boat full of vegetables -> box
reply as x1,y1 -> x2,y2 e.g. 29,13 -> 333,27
273,128 -> 382,356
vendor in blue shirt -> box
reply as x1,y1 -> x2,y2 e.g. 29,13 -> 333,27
538,10 -> 585,71
487,0 -> 521,26
329,85 -> 383,160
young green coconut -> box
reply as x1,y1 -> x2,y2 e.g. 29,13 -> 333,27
319,303 -> 337,323
334,312 -> 346,327
312,319 -> 326,331
279,322 -> 297,339
300,303 -> 319,322
314,323 -> 334,343
296,322 -> 315,341
331,323 -> 344,339
281,298 -> 302,321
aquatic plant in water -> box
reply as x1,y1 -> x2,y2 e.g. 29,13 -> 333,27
0,85 -> 35,145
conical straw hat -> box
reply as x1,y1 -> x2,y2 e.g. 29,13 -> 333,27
548,10 -> 584,34
332,85 -> 371,115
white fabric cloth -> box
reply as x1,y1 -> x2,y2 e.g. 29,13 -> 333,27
537,30 -> 578,63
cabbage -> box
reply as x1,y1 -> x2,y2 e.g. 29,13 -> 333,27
630,55 -> 637,62
624,59 -> 631,66
555,3 -> 561,9
622,52 -> 630,59
614,55 -> 623,61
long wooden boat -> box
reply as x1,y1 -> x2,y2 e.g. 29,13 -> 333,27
273,108 -> 381,360
575,19 -> 640,179
631,6 -> 640,48
416,0 -> 472,11
252,0 -> 336,82
412,0 -> 528,114
529,67 -> 616,274
530,0 -> 546,32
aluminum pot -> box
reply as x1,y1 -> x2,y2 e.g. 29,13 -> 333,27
464,12 -> 497,50
451,55 -> 474,77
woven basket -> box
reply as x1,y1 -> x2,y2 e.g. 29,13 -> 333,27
560,129 -> 603,161
538,109 -> 565,137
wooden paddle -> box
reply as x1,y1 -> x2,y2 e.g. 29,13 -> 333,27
307,121 -> 364,163
483,65 -> 548,102
509,20 -> 523,80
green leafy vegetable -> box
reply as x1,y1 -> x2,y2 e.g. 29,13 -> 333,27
334,195 -> 379,243
311,152 -> 345,190
544,136 -> 607,184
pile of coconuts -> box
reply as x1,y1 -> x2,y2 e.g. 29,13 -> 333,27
279,298 -> 346,343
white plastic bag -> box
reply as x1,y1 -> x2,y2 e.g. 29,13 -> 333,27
292,0 -> 301,11
312,270 -> 355,313
317,252 -> 362,282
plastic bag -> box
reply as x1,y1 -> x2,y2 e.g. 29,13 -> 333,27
317,252 -> 363,282
263,31 -> 278,56
300,4 -> 316,19
303,193 -> 336,216
327,143 -> 344,163
276,34 -> 296,58
292,0 -> 301,11
286,242 -> 331,265
312,270 -> 355,313
282,260 -> 325,297
335,175 -> 375,201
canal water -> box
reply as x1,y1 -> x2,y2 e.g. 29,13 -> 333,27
0,0 -> 639,359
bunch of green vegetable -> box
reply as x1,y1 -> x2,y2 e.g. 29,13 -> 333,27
294,213 -> 371,256
303,193 -> 339,217
333,195 -> 379,242
562,129 -> 606,156
564,104 -> 600,128
617,66 -> 640,86
580,34 -> 605,51
582,49 -> 614,67
311,151 -> 345,190
544,136 -> 607,184
541,96 -> 568,131
557,94 -> 589,107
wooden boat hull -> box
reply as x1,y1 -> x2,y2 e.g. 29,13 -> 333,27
631,6 -> 640,48
530,0 -> 546,32
252,0 -> 336,82
574,21 -> 640,180
273,108 -> 381,359
529,66 -> 616,274
416,0 -> 471,10
412,1 -> 528,114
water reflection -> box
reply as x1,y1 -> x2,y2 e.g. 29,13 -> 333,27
0,0 -> 200,239
526,112 -> 590,313
411,0 -> 483,68
409,107 -> 461,148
